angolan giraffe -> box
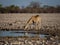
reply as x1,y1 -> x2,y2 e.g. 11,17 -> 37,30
24,15 -> 41,30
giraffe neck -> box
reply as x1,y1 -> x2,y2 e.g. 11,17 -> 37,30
24,17 -> 32,30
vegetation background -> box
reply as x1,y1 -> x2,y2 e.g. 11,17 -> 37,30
0,1 -> 60,13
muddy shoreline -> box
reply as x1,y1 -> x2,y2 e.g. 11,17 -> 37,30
0,28 -> 60,36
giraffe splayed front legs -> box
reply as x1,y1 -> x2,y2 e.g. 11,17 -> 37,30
24,15 -> 41,30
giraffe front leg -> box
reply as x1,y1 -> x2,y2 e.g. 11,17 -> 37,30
37,23 -> 40,30
35,23 -> 39,30
38,19 -> 41,30
28,24 -> 31,30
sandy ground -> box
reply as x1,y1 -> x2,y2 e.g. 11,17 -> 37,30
0,36 -> 60,45
0,13 -> 60,29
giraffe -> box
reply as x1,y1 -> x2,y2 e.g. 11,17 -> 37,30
24,15 -> 41,30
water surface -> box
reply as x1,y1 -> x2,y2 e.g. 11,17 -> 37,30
0,30 -> 49,38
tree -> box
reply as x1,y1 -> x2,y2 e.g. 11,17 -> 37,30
56,5 -> 60,13
0,4 -> 2,13
28,1 -> 41,8
5,5 -> 20,13
43,5 -> 56,13
0,4 -> 6,13
24,1 -> 41,13
0,4 -> 2,8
